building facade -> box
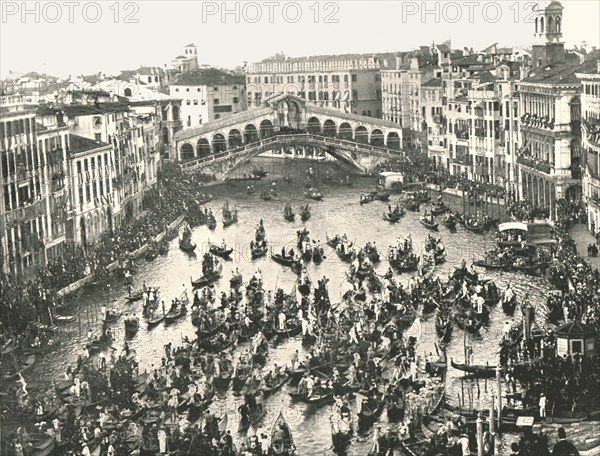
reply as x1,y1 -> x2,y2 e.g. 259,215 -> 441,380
578,61 -> 600,232
0,109 -> 69,278
246,53 -> 395,118
169,69 -> 246,129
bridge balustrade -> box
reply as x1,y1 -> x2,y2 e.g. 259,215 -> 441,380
180,132 -> 403,172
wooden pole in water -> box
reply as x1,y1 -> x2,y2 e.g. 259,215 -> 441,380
496,367 -> 503,430
489,393 -> 495,434
477,412 -> 484,456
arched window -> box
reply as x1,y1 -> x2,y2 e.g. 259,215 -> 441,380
124,88 -> 132,97
306,117 -> 321,134
181,143 -> 195,160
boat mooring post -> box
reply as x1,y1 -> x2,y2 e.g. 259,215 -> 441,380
476,412 -> 484,456
489,394 -> 495,434
496,367 -> 503,430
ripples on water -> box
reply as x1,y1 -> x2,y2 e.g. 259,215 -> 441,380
33,158 -> 549,454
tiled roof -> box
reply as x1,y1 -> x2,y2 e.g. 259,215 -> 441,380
436,44 -> 451,53
422,78 -> 443,87
37,102 -> 130,117
257,52 -> 398,64
171,68 -> 245,86
523,63 -> 581,84
69,134 -> 109,154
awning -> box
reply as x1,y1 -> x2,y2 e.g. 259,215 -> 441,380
499,222 -> 528,232
529,238 -> 558,245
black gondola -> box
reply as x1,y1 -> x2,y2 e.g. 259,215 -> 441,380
420,218 -> 439,231
179,238 -> 196,253
209,243 -> 233,258
191,263 -> 223,288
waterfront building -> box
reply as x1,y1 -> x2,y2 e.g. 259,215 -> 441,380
246,52 -> 395,118
0,108 -> 69,278
578,59 -> 600,232
381,48 -> 438,148
65,135 -> 115,245
39,101 -> 159,232
515,1 -> 583,220
169,68 -> 246,129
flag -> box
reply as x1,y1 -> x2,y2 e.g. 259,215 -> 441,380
404,318 -> 422,345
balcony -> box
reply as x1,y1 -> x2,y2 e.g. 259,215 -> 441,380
520,113 -> 555,131
517,155 -> 553,174
452,155 -> 470,166
455,129 -> 469,140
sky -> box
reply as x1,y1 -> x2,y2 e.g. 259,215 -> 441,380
1,0 -> 599,79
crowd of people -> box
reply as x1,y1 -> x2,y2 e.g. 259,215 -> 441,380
0,164 -> 216,334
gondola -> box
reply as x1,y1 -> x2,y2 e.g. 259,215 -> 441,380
223,215 -> 238,228
420,218 -> 439,231
251,168 -> 269,178
207,216 -> 217,230
260,373 -> 290,397
271,253 -> 297,268
289,390 -> 333,404
391,253 -> 420,273
145,311 -> 165,328
473,259 -> 509,271
304,191 -> 323,201
511,261 -> 549,275
209,243 -> 233,259
124,318 -> 139,336
283,210 -> 296,222
502,296 -> 518,315
255,226 -> 266,241
251,244 -> 268,259
312,247 -> 325,264
126,291 -> 144,302
403,200 -> 420,211
164,304 -> 187,324
453,313 -> 484,334
434,250 -> 447,265
358,398 -> 385,428
179,237 -> 196,253
383,210 -> 403,223
230,273 -> 243,289
300,205 -> 311,222
443,216 -> 457,231
191,263 -> 223,288
464,220 -> 485,234
431,204 -> 449,216
270,412 -> 295,456
274,322 -> 303,338
360,193 -> 374,205
28,434 -> 56,456
450,358 -> 497,378
2,353 -> 36,381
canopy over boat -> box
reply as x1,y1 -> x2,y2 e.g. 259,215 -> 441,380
499,222 -> 528,232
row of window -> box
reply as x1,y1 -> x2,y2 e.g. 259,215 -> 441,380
250,74 -> 359,84
174,86 -> 238,92
0,116 -> 36,140
183,98 -> 239,106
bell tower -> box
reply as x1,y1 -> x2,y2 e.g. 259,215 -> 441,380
544,1 -> 563,43
531,1 -> 565,69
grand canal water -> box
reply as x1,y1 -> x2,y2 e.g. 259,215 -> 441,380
32,157 -> 550,454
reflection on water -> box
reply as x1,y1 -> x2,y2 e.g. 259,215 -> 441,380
32,158 -> 549,454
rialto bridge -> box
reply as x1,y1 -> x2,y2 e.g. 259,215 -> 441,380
172,95 -> 404,177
